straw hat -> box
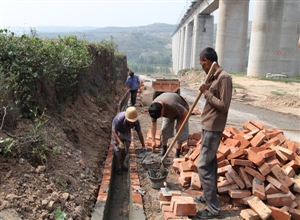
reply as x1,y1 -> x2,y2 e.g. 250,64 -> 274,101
125,107 -> 138,122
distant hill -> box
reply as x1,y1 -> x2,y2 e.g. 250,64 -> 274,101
28,23 -> 176,73
6,22 -> 252,74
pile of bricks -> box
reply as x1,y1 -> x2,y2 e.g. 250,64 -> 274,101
171,120 -> 300,220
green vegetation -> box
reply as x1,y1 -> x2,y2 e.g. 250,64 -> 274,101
259,76 -> 300,83
232,83 -> 245,89
54,209 -> 66,220
37,23 -> 176,74
0,28 -> 121,163
0,28 -> 91,118
229,72 -> 247,77
271,90 -> 285,96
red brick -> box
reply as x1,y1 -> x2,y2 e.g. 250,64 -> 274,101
271,164 -> 294,188
249,120 -> 264,130
231,159 -> 254,167
250,130 -> 267,148
217,179 -> 230,187
188,147 -> 200,161
190,172 -> 201,190
217,165 -> 232,175
288,141 -> 298,153
238,167 -> 252,189
216,153 -> 225,163
173,201 -> 197,216
266,130 -> 283,139
224,138 -> 241,148
180,171 -> 193,182
225,172 -> 235,184
228,167 -> 245,189
267,193 -> 293,207
178,176 -> 190,188
292,175 -> 300,193
227,126 -> 240,136
289,208 -> 300,220
252,178 -> 266,200
229,189 -> 251,199
227,149 -> 245,160
172,161 -> 180,174
265,183 -> 281,194
282,160 -> 300,171
257,149 -> 276,158
163,211 -> 178,220
240,208 -> 260,220
218,143 -> 231,157
284,166 -> 295,178
218,159 -> 230,168
247,149 -> 265,166
159,192 -> 172,202
246,196 -> 272,220
243,121 -> 260,132
218,184 -> 239,194
278,147 -> 295,160
222,130 -> 232,139
244,166 -> 265,182
266,175 -> 289,193
179,161 -> 192,172
268,206 -> 291,220
265,156 -> 281,168
258,162 -> 271,176
162,205 -> 172,212
235,134 -> 251,148
170,196 -> 193,211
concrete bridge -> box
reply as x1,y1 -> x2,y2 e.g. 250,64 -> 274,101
172,0 -> 300,77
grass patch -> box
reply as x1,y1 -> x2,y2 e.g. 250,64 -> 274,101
271,91 -> 285,96
233,83 -> 245,89
259,76 -> 300,83
229,72 -> 247,77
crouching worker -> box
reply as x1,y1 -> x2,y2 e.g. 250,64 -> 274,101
111,106 -> 146,175
148,92 -> 189,158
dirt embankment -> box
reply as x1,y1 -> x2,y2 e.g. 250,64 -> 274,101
0,48 -> 128,219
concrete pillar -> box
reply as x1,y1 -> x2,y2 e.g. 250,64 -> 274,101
277,1 -> 300,77
215,0 -> 249,73
179,28 -> 185,71
183,22 -> 193,69
248,0 -> 285,77
191,14 -> 214,69
172,32 -> 180,74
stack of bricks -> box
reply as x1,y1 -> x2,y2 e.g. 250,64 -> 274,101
160,190 -> 197,220
172,120 -> 300,220
145,129 -> 162,152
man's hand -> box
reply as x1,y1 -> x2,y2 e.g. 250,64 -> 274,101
119,142 -> 125,149
199,83 -> 209,94
151,141 -> 156,152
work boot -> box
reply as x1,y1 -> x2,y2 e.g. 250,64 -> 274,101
160,145 -> 167,156
175,149 -> 181,158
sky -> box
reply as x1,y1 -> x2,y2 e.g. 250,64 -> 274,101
1,0 -> 254,29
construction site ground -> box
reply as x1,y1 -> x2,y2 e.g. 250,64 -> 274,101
0,73 -> 299,220
120,73 -> 300,220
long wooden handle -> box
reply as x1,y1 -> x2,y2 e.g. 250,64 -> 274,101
161,62 -> 217,162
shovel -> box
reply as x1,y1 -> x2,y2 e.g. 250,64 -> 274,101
158,61 -> 217,175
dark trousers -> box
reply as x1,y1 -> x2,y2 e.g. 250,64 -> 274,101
198,129 -> 222,215
130,89 -> 138,106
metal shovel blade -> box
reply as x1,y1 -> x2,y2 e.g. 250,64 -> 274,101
160,187 -> 172,197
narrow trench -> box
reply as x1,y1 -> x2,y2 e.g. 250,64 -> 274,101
107,166 -> 130,220
99,94 -> 131,220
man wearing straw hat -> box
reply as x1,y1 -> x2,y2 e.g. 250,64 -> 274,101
111,106 -> 146,175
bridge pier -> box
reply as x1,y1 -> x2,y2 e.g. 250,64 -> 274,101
215,0 -> 249,73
